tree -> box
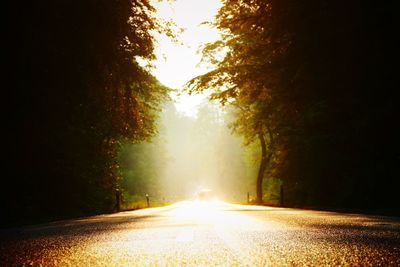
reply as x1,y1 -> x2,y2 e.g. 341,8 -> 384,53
5,0 -> 170,226
187,0 -> 284,203
189,0 -> 399,210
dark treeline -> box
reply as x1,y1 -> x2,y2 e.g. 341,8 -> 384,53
189,0 -> 398,212
4,0 -> 168,226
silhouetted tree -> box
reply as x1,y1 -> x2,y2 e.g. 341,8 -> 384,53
4,0 -> 169,226
189,0 -> 398,210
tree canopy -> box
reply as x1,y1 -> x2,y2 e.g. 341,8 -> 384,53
188,0 -> 398,209
5,0 -> 169,226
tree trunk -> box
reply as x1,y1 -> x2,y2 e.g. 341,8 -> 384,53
256,125 -> 275,205
256,132 -> 268,204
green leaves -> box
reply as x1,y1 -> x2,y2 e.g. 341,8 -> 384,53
188,0 -> 280,144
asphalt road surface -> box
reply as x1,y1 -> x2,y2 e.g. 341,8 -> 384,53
1,201 -> 399,266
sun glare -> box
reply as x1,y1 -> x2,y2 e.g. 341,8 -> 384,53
167,201 -> 270,234
151,0 -> 222,117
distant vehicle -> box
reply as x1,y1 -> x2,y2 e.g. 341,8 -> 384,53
196,189 -> 214,201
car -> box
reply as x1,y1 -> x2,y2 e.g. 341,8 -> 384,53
196,189 -> 214,201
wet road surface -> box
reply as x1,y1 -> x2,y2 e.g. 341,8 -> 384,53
1,201 -> 400,266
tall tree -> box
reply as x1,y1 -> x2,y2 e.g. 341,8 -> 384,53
189,0 -> 399,210
188,0 -> 283,203
5,0 -> 169,226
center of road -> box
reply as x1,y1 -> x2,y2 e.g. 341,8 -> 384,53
2,200 -> 399,266
175,229 -> 194,242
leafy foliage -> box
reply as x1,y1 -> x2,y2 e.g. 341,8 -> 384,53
188,0 -> 398,209
5,0 -> 169,226
118,135 -> 168,204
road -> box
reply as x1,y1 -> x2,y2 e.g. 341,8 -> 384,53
1,201 -> 399,266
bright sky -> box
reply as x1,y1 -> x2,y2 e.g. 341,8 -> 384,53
151,0 -> 222,116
